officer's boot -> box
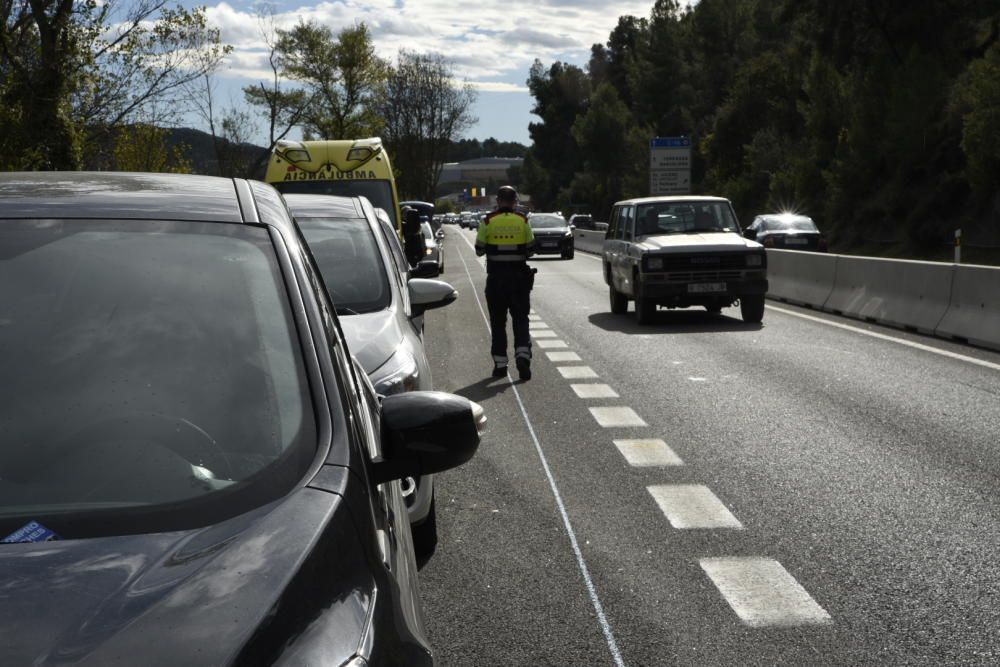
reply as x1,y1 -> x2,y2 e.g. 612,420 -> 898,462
516,356 -> 531,381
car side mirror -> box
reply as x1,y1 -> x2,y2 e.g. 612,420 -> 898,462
408,277 -> 457,316
743,227 -> 757,240
410,261 -> 439,279
370,391 -> 485,485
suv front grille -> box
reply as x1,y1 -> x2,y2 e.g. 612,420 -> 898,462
652,253 -> 748,270
651,270 -> 744,282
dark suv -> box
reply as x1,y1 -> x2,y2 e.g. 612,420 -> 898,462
602,196 -> 768,324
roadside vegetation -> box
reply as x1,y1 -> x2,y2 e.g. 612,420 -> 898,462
522,0 -> 1000,262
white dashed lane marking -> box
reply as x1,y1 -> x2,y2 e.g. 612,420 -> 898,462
589,406 -> 647,427
528,314 -> 542,321
558,366 -> 599,379
529,321 -> 549,330
536,339 -> 568,349
547,351 -> 582,362
531,330 -> 558,338
700,557 -> 832,627
646,484 -> 743,529
571,383 -> 619,399
614,439 -> 683,466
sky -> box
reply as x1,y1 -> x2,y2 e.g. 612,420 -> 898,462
193,0 -> 662,147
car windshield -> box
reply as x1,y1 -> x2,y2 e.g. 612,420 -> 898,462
0,219 -> 315,523
635,201 -> 738,235
276,179 -> 396,228
530,215 -> 566,229
763,216 -> 818,232
296,216 -> 392,314
573,216 -> 592,224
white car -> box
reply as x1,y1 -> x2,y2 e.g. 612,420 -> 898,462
284,193 -> 458,560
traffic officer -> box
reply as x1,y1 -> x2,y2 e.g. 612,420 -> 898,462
401,205 -> 425,267
475,185 -> 535,380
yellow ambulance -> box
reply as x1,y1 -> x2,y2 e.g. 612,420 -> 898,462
265,138 -> 402,234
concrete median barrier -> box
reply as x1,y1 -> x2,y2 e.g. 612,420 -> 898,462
573,229 -> 606,255
824,256 -> 954,334
766,249 -> 837,308
935,264 -> 1000,351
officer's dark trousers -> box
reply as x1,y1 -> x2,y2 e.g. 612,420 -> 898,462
485,266 -> 532,365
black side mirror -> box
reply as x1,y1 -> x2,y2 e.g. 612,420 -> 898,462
411,261 -> 439,279
743,228 -> 757,240
370,391 -> 485,485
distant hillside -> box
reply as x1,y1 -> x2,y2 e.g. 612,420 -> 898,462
162,129 -> 527,179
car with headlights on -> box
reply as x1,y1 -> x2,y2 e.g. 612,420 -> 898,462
0,172 -> 483,666
603,196 -> 767,324
283,193 -> 455,559
529,212 -> 575,259
421,220 -> 444,275
744,213 -> 828,252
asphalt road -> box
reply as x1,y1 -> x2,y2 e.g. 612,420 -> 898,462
417,225 -> 1000,667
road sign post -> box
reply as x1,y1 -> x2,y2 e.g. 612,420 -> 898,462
649,136 -> 691,196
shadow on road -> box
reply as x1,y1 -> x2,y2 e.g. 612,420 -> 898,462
587,309 -> 764,334
450,376 -> 511,403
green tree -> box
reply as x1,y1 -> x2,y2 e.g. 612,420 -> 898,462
277,21 -> 388,139
523,60 -> 590,209
374,51 -> 477,201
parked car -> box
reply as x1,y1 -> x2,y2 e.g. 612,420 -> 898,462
603,196 -> 768,324
568,213 -> 595,230
744,213 -> 828,251
529,212 -> 575,259
283,193 -> 455,558
0,172 -> 483,665
421,220 -> 445,275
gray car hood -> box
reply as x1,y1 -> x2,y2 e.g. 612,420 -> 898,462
637,232 -> 760,253
339,309 -> 403,374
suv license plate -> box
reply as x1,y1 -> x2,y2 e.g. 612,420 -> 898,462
785,237 -> 808,245
688,282 -> 726,293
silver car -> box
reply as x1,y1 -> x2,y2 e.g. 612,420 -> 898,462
283,193 -> 458,560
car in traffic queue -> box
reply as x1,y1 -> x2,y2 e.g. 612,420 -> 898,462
529,212 -> 575,259
568,213 -> 595,230
401,200 -> 437,234
421,220 -> 445,275
0,172 -> 484,666
744,213 -> 828,252
282,193 -> 455,559
603,196 -> 768,324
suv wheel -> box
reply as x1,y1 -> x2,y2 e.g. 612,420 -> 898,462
634,282 -> 656,324
609,285 -> 627,314
740,295 -> 765,323
562,247 -> 575,260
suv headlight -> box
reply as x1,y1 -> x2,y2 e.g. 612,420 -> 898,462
563,230 -> 573,237
746,253 -> 763,267
646,256 -> 664,271
371,349 -> 420,396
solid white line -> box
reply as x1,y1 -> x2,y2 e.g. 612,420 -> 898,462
614,439 -> 683,466
700,557 -> 832,627
766,304 -> 1000,372
571,383 -> 619,398
647,485 -> 743,529
535,339 -> 568,349
547,351 -> 582,362
455,230 -> 626,667
558,366 -> 599,379
589,406 -> 647,427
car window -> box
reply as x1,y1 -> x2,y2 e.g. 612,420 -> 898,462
421,221 -> 434,239
276,180 -> 396,228
767,216 -> 819,232
296,216 -> 392,314
636,202 -> 739,234
0,219 -> 316,525
529,215 -> 566,229
377,216 -> 410,278
622,206 -> 635,240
